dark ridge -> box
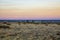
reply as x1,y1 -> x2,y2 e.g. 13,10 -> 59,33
0,20 -> 60,24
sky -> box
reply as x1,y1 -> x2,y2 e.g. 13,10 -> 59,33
0,0 -> 60,20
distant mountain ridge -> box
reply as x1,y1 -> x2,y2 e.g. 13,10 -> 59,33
0,20 -> 60,24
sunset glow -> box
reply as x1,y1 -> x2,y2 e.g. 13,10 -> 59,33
0,0 -> 60,20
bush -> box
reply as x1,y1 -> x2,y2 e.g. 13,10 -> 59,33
0,25 -> 10,29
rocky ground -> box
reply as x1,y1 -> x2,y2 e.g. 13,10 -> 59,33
0,22 -> 60,40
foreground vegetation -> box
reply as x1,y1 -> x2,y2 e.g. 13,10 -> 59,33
0,22 -> 60,40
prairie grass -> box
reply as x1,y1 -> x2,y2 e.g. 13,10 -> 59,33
0,22 -> 60,40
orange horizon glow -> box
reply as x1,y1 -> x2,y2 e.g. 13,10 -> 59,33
0,0 -> 60,20
0,8 -> 60,20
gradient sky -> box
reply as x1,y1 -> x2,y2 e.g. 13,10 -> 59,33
0,0 -> 60,20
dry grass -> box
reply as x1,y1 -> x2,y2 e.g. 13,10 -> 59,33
0,22 -> 60,40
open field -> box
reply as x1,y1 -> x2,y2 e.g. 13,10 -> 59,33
0,22 -> 60,40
